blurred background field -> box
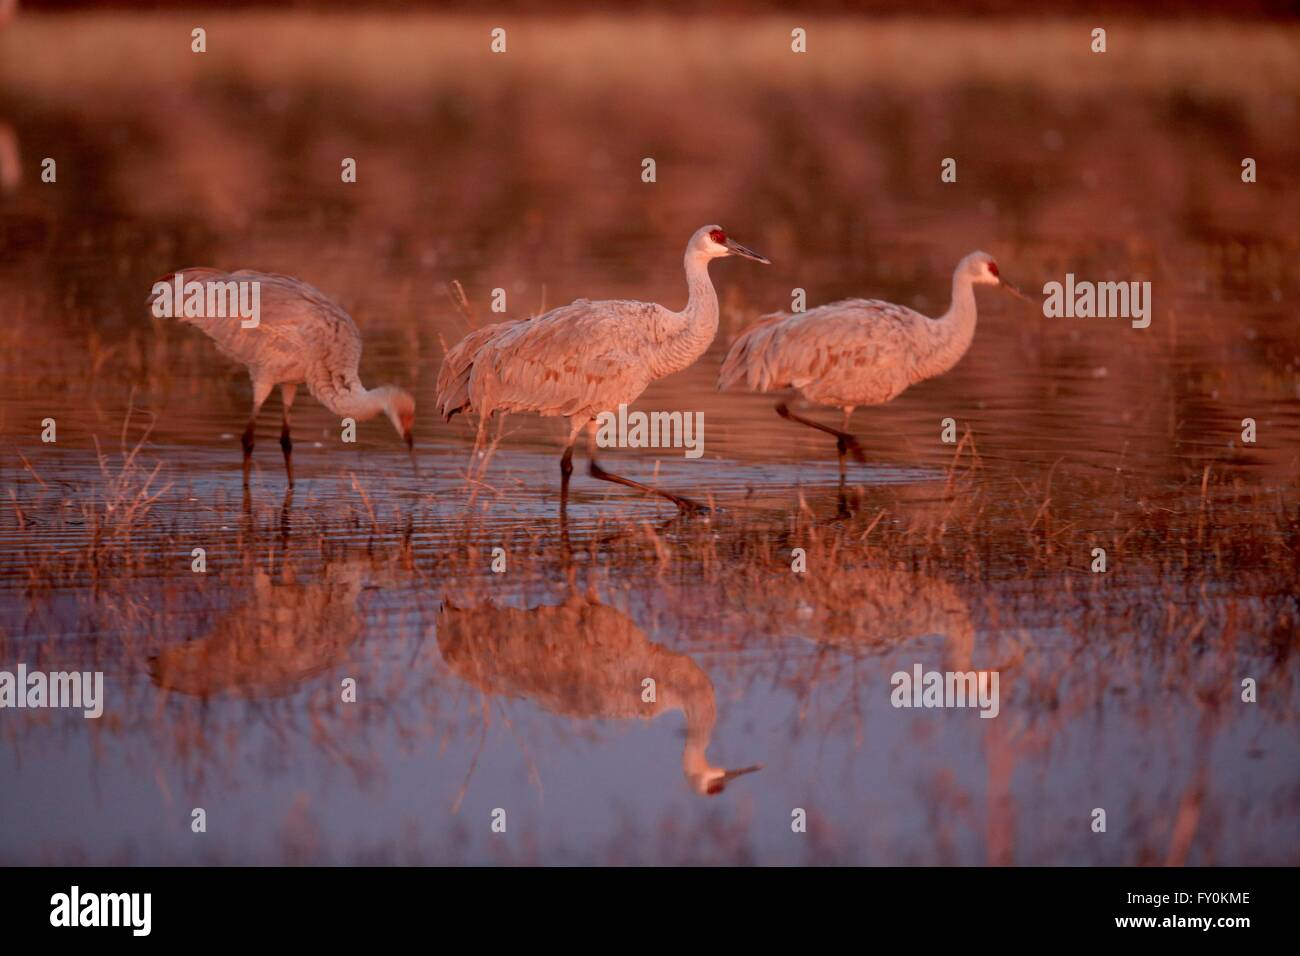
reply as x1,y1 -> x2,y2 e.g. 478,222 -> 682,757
0,4 -> 1298,865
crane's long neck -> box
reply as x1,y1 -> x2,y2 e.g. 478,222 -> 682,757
654,664 -> 719,782
650,251 -> 719,379
916,270 -> 978,381
676,685 -> 718,782
317,379 -> 391,423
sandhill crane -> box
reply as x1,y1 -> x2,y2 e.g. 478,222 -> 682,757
437,225 -> 769,514
151,269 -> 415,486
719,251 -> 1028,479
437,591 -> 761,796
148,562 -> 364,698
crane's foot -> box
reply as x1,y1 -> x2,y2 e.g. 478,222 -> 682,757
668,493 -> 712,516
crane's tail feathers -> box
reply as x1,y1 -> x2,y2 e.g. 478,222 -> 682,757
434,321 -> 517,421
717,313 -> 789,392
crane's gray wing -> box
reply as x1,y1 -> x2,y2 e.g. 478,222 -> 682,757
721,300 -> 927,403
460,300 -> 659,419
150,269 -> 364,397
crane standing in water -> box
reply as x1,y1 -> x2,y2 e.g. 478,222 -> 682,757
151,269 -> 415,487
437,225 -> 769,515
719,251 -> 1028,479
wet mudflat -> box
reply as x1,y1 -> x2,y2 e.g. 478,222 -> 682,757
1,12 -> 1298,864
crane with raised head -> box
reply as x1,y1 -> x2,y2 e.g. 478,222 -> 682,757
437,225 -> 769,514
720,251 -> 1027,478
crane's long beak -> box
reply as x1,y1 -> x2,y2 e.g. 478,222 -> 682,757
405,431 -> 419,476
725,238 -> 771,264
1000,277 -> 1035,304
700,762 -> 763,795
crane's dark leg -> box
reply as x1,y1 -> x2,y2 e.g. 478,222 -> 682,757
835,406 -> 858,516
242,380 -> 273,487
775,401 -> 866,477
241,421 -> 256,483
558,441 -> 575,558
279,383 -> 297,487
560,442 -> 575,514
584,421 -> 707,514
838,406 -> 857,483
558,421 -> 585,555
588,461 -> 707,513
558,418 -> 585,520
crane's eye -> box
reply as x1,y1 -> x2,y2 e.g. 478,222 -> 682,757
987,261 -> 1000,277
709,229 -> 727,245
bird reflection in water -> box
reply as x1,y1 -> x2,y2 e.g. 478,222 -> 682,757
437,589 -> 761,796
789,566 -> 975,673
148,563 -> 364,698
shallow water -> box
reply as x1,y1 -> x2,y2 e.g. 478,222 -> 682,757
1,12 -> 1298,864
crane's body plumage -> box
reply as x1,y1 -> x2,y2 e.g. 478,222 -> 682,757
154,268 -> 415,484
719,297 -> 967,407
160,269 -> 369,417
438,246 -> 725,425
437,298 -> 670,423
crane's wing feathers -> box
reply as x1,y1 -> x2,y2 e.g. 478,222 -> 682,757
436,299 -> 663,421
719,299 -> 930,403
151,269 -> 367,405
436,319 -> 525,420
